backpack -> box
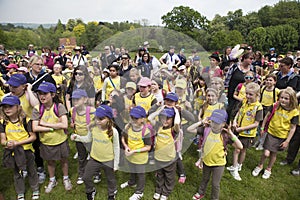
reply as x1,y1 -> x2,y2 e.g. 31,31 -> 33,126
2,117 -> 29,134
141,123 -> 156,150
39,103 -> 68,134
71,106 -> 92,126
263,102 -> 279,132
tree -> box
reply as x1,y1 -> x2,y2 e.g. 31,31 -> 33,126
161,6 -> 209,37
55,19 -> 65,34
73,23 -> 86,38
66,19 -> 76,32
247,27 -> 267,51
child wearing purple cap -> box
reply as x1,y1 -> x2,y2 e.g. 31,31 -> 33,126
69,89 -> 96,185
120,106 -> 152,200
71,105 -> 119,200
31,82 -> 72,193
148,106 -> 181,200
188,109 -> 242,200
0,95 -> 40,200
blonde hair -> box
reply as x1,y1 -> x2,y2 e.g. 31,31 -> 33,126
278,87 -> 298,110
129,68 -> 139,76
28,55 -> 43,66
245,82 -> 260,99
0,105 -> 26,125
245,70 -> 254,77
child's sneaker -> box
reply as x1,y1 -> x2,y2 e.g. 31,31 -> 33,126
252,166 -> 263,176
73,152 -> 78,159
129,193 -> 143,200
291,168 -> 300,176
37,167 -> 46,184
279,160 -> 288,166
32,190 -> 40,200
256,144 -> 264,150
160,195 -> 168,200
227,164 -> 242,172
77,177 -> 84,185
230,170 -> 242,181
192,193 -> 205,200
153,193 -> 160,200
262,169 -> 271,179
63,178 -> 72,191
20,170 -> 28,179
120,181 -> 137,189
93,173 -> 101,183
45,180 -> 57,193
86,189 -> 96,200
17,193 -> 25,200
178,175 -> 186,184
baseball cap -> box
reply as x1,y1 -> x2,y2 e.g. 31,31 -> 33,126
130,106 -> 146,118
17,67 -> 28,73
73,46 -> 81,51
6,64 -> 18,69
164,92 -> 179,102
95,105 -> 113,119
193,56 -> 200,61
160,107 -> 175,118
0,95 -> 20,106
269,47 -> 275,51
138,77 -> 152,87
175,79 -> 187,89
72,89 -> 88,99
37,82 -> 56,93
209,109 -> 228,124
178,65 -> 186,71
103,68 -> 110,74
126,82 -> 137,90
6,74 -> 27,87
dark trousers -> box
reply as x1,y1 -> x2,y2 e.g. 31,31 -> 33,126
155,160 -> 177,197
76,142 -> 88,177
198,164 -> 224,200
127,162 -> 146,194
14,151 -> 39,194
32,135 -> 44,169
286,126 -> 300,164
83,158 -> 117,196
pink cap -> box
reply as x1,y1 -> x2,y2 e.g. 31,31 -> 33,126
7,64 -> 18,69
137,77 -> 152,87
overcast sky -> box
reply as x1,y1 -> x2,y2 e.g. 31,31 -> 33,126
0,0 -> 280,25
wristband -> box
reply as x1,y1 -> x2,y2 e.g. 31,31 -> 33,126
231,136 -> 237,142
137,148 -> 141,153
260,127 -> 264,131
49,128 -> 54,132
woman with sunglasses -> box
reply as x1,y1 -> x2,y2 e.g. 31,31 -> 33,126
119,54 -> 133,81
224,52 -> 256,121
66,65 -> 95,111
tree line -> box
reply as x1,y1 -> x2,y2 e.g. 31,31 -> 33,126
0,1 -> 299,53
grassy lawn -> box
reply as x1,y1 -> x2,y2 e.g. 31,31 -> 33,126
1,139 -> 299,200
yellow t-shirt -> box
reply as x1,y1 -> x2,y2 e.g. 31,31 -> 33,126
126,127 -> 149,164
178,94 -> 190,125
90,127 -> 114,162
237,101 -> 263,137
34,104 -> 68,145
93,76 -> 102,91
123,96 -> 132,124
104,76 -> 121,100
194,88 -> 205,110
1,118 -> 34,152
260,87 -> 280,107
236,83 -> 246,100
70,107 -> 95,136
52,74 -> 66,86
134,92 -> 156,113
268,105 -> 299,139
202,103 -> 224,120
154,127 -> 176,162
19,93 -> 32,118
203,131 -> 226,166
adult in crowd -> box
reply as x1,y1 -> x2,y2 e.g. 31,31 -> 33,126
275,57 -> 298,91
54,45 -> 68,70
224,52 -> 256,120
24,55 -> 56,92
137,52 -> 153,78
42,46 -> 57,71
118,54 -> 133,81
66,65 -> 95,111
252,51 -> 263,67
72,46 -> 87,68
220,46 -> 232,70
100,46 -> 116,70
26,44 -> 38,58
159,46 -> 181,71
177,48 -> 187,66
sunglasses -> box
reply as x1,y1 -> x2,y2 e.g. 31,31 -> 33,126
244,76 -> 254,80
75,72 -> 84,76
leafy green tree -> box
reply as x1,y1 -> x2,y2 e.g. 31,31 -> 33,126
73,23 -> 86,38
161,6 -> 209,37
247,27 -> 267,51
66,19 -> 76,32
55,19 -> 65,34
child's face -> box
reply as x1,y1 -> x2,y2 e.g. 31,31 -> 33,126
279,92 -> 290,109
245,89 -> 257,103
37,92 -> 54,104
53,65 -> 62,74
199,80 -> 206,87
210,121 -> 224,133
72,97 -> 86,108
9,84 -> 26,97
129,73 -> 138,82
210,58 -> 218,66
175,87 -> 185,97
159,115 -> 173,128
125,87 -> 136,96
265,77 -> 276,88
109,91 -> 119,103
109,67 -> 118,78
164,99 -> 176,107
93,67 -> 100,76
95,116 -> 109,127
139,86 -> 150,96
206,91 -> 217,105
151,81 -> 159,91
3,105 -> 18,117
244,74 -> 254,83
130,116 -> 144,126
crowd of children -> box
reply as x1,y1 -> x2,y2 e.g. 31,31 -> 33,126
0,44 -> 300,200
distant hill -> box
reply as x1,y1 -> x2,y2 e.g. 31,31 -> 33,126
0,23 -> 56,29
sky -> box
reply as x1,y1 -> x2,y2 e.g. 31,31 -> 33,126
0,0 -> 280,25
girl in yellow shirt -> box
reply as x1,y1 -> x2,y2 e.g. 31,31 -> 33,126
188,109 -> 242,200
252,87 -> 298,179
121,106 -> 151,200
0,95 -> 39,200
148,106 -> 180,200
32,82 -> 72,193
71,105 -> 119,200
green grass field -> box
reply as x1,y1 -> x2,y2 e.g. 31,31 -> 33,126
1,139 -> 299,200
